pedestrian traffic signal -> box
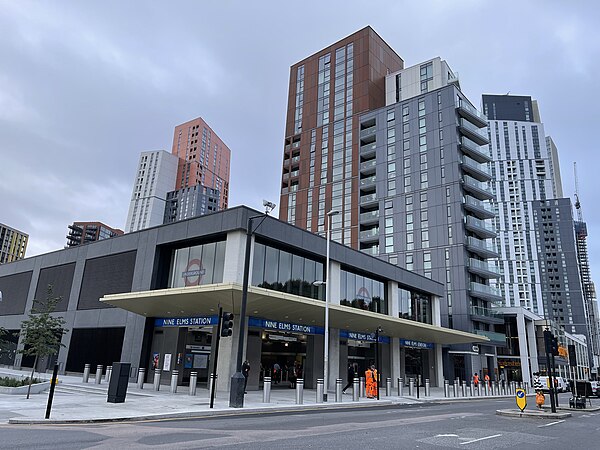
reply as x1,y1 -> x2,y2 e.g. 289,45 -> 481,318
221,312 -> 234,337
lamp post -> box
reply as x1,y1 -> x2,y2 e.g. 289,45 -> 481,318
313,210 -> 340,402
375,326 -> 382,400
229,202 -> 275,408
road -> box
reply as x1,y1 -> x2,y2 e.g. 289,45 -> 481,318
0,396 -> 598,449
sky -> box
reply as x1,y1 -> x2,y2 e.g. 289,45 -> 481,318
1,0 -> 599,278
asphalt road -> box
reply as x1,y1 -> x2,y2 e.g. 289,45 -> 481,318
1,396 -> 599,449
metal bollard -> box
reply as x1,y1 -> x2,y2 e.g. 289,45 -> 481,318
170,370 -> 178,394
153,369 -> 161,391
485,382 -> 490,396
336,378 -> 342,402
105,366 -> 112,384
462,381 -> 467,397
493,381 -> 498,395
137,368 -> 145,389
189,371 -> 197,396
502,381 -> 506,395
83,364 -> 91,383
398,377 -> 404,397
353,378 -> 360,401
425,379 -> 430,397
444,379 -> 449,397
524,381 -> 529,394
208,374 -> 216,399
95,365 -> 103,384
386,377 -> 391,397
295,378 -> 304,404
263,376 -> 271,403
470,381 -> 474,397
453,379 -> 458,397
477,384 -> 481,396
360,376 -> 366,398
316,378 -> 324,403
409,378 -> 415,396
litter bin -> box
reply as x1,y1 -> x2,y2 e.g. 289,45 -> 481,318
107,362 -> 131,403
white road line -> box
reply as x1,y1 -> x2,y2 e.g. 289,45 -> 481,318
460,434 -> 502,445
436,434 -> 458,437
538,420 -> 565,427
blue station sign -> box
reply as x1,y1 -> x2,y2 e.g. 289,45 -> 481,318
400,339 -> 433,349
340,330 -> 390,344
155,315 -> 219,327
248,317 -> 324,335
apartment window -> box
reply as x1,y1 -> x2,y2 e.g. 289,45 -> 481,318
406,232 -> 414,250
423,252 -> 432,269
405,254 -> 414,271
420,171 -> 428,188
403,139 -> 410,153
388,179 -> 396,196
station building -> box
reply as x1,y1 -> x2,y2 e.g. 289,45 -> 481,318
0,206 -> 485,391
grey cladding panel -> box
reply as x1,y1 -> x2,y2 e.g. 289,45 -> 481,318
34,263 -> 75,312
0,271 -> 33,315
77,251 -> 137,310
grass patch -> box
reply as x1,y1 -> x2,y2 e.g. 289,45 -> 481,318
0,376 -> 41,387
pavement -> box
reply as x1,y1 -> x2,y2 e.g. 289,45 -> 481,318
0,367 -> 547,425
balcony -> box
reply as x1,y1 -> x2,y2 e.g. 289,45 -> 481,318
474,329 -> 507,345
470,306 -> 504,324
457,100 -> 488,128
463,175 -> 494,200
463,196 -> 495,220
360,245 -> 380,256
468,258 -> 501,279
360,193 -> 378,207
360,159 -> 377,175
359,210 -> 379,225
359,175 -> 376,190
360,126 -> 377,139
360,142 -> 377,158
460,137 -> 492,163
465,216 -> 497,239
281,170 -> 299,183
359,228 -> 380,243
461,156 -> 492,182
470,282 -> 503,303
467,236 -> 499,259
459,118 -> 489,145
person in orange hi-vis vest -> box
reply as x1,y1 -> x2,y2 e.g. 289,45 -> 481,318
473,373 -> 480,387
365,366 -> 374,398
484,373 -> 490,386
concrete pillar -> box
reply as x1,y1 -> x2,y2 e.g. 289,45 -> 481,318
434,344 -> 444,387
329,262 -> 341,305
328,329 -> 340,393
391,338 -> 401,386
222,231 -> 247,284
389,281 -> 399,318
516,312 -> 531,385
526,320 -> 539,374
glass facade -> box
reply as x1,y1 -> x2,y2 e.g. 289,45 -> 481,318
251,241 -> 324,301
340,269 -> 387,314
169,240 -> 226,288
399,288 -> 432,324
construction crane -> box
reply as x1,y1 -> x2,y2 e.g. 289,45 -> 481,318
574,162 -> 583,222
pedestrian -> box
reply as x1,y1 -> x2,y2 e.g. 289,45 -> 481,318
365,366 -> 374,398
288,363 -> 297,388
473,372 -> 479,387
242,360 -> 250,394
536,390 -> 545,409
342,362 -> 356,394
484,373 -> 490,387
273,362 -> 281,384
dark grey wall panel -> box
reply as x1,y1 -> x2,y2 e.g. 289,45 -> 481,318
0,271 -> 33,315
34,263 -> 76,312
77,251 -> 137,310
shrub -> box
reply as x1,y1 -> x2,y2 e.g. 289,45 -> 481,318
0,376 -> 41,388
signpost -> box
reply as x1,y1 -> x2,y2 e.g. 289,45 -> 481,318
515,388 -> 527,412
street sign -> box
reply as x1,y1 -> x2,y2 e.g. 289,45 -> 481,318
516,388 -> 527,412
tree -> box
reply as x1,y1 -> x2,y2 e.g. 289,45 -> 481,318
19,285 -> 67,399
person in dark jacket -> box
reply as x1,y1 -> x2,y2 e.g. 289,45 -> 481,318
342,363 -> 356,394
242,360 -> 250,393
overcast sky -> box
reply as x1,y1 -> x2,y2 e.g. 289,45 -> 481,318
1,0 -> 599,278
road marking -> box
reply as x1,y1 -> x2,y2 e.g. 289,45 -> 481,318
538,420 -> 565,427
460,434 -> 502,445
436,434 -> 458,437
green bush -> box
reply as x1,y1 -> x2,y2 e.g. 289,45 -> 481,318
0,376 -> 41,387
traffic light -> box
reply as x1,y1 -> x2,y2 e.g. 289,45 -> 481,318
221,312 -> 234,337
551,336 -> 559,356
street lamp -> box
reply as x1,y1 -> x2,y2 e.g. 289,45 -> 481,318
229,201 -> 275,408
323,209 -> 340,401
374,326 -> 382,400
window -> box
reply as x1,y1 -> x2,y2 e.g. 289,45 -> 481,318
423,252 -> 432,270
405,254 -> 414,271
340,269 -> 387,314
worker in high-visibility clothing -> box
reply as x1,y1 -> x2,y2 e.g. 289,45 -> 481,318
484,373 -> 490,387
365,366 -> 374,398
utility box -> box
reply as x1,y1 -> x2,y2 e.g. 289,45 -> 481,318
107,362 -> 130,403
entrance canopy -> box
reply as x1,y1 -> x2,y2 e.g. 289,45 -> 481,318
101,283 -> 487,345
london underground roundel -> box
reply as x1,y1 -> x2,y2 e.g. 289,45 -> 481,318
182,258 -> 206,286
